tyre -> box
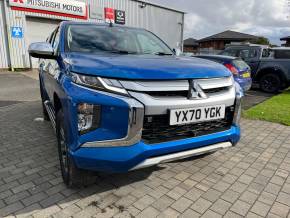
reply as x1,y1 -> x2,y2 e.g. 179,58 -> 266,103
41,101 -> 50,121
56,109 -> 94,188
39,84 -> 50,121
259,73 -> 281,93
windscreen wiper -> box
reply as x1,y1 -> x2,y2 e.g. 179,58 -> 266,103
154,52 -> 173,56
111,50 -> 138,55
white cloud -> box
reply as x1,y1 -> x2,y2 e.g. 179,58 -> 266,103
150,0 -> 290,45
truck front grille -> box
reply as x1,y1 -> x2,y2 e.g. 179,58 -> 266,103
144,91 -> 188,98
142,106 -> 235,144
142,86 -> 230,98
203,86 -> 229,94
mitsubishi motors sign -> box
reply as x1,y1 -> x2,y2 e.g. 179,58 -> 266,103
9,0 -> 87,19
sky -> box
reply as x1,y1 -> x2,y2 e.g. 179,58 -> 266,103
150,0 -> 290,45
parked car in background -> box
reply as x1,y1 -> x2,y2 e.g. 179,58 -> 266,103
220,44 -> 290,93
28,22 -> 242,187
195,55 -> 252,92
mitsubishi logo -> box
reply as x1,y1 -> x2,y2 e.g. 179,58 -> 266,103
187,80 -> 207,100
13,0 -> 24,3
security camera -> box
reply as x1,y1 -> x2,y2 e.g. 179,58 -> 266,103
139,2 -> 146,8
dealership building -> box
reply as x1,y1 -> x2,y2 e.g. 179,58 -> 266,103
0,0 -> 185,69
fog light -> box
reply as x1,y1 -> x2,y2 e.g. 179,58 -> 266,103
233,103 -> 242,125
78,103 -> 101,134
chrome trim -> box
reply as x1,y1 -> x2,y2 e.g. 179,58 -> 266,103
188,80 -> 208,99
197,77 -> 233,90
131,142 -> 232,170
119,77 -> 233,92
120,80 -> 189,92
81,95 -> 144,148
121,77 -> 235,115
128,85 -> 235,115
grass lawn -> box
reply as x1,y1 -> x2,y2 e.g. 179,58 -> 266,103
243,89 -> 290,126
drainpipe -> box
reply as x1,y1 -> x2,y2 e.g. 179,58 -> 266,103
2,0 -> 12,70
179,13 -> 185,52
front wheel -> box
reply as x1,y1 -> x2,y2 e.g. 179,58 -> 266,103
56,109 -> 93,188
259,73 -> 281,93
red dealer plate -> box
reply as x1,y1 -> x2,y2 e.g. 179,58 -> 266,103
105,7 -> 115,22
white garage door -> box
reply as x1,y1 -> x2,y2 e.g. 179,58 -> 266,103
26,17 -> 60,68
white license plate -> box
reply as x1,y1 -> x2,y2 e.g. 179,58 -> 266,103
169,105 -> 225,126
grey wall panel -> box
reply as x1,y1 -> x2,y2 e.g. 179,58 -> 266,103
0,0 -> 9,68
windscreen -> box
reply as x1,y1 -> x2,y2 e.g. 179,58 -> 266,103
66,24 -> 173,55
233,59 -> 250,70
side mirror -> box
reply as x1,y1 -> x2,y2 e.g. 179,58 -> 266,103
173,48 -> 181,56
28,42 -> 55,59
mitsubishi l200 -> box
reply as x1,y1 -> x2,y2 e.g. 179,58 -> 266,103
29,22 -> 242,187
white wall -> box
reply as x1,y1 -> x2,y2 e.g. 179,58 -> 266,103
0,0 -> 9,68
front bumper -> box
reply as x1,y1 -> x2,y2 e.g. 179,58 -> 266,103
235,77 -> 252,92
63,76 -> 241,173
71,125 -> 240,173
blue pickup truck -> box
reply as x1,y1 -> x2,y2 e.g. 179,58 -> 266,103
29,22 -> 242,187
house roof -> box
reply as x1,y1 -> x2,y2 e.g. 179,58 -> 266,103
183,38 -> 198,46
280,36 -> 290,41
198,30 -> 258,43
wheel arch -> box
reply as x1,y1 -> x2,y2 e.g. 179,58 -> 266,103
53,92 -> 62,114
256,67 -> 287,86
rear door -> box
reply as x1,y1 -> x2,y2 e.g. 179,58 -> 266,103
273,49 -> 290,80
237,48 -> 260,75
220,48 -> 239,57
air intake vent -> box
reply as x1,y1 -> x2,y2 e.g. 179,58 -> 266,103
142,106 -> 235,144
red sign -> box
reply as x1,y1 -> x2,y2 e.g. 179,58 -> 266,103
104,7 -> 115,23
9,0 -> 88,20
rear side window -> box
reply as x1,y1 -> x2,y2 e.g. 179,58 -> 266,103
137,34 -> 167,54
262,49 -> 271,58
221,49 -> 238,57
238,49 -> 257,59
47,30 -> 56,43
233,59 -> 250,70
52,28 -> 60,50
274,50 -> 290,59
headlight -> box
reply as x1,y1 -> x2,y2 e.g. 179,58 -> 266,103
70,72 -> 129,96
233,82 -> 244,125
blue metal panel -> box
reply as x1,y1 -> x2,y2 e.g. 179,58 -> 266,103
65,52 -> 231,80
72,126 -> 240,172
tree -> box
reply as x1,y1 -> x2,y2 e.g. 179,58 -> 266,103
250,37 -> 270,45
